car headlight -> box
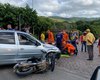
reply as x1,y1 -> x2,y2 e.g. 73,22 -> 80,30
41,50 -> 47,54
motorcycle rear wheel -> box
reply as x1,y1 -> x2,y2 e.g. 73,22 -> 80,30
14,64 -> 33,76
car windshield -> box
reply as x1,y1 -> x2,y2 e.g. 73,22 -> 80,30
27,34 -> 42,46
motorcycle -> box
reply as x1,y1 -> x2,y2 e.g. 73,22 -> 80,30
13,53 -> 56,76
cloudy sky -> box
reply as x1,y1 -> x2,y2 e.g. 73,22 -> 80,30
0,0 -> 100,18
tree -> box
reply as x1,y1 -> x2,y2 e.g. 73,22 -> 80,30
0,3 -> 54,36
34,16 -> 53,38
0,3 -> 38,31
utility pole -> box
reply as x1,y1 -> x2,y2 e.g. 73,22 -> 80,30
32,0 -> 33,9
32,0 -> 34,35
19,14 -> 21,31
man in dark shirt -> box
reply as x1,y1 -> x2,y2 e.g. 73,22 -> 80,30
7,24 -> 13,30
56,31 -> 63,51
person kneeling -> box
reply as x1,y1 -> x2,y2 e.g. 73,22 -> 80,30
62,41 -> 75,55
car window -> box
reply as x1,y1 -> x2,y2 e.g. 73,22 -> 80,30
17,33 -> 40,46
0,32 -> 15,44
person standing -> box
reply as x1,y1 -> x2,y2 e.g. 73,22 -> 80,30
71,36 -> 78,55
86,29 -> 95,60
80,32 -> 87,52
7,24 -> 13,30
56,31 -> 63,50
47,30 -> 54,44
97,37 -> 100,56
40,32 -> 45,43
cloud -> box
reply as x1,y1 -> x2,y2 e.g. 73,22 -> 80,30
33,0 -> 100,17
0,0 -> 28,7
0,0 -> 100,17
75,0 -> 94,6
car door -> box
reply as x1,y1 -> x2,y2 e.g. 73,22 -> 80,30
17,33 -> 42,61
0,32 -> 18,64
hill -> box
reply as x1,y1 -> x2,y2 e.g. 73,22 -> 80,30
49,16 -> 100,22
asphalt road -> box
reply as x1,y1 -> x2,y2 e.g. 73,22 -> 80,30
0,64 -> 88,80
1,43 -> 99,80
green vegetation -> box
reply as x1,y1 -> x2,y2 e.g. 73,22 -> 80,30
0,3 -> 53,37
0,3 -> 100,39
49,16 -> 99,23
0,3 -> 38,31
50,16 -> 100,38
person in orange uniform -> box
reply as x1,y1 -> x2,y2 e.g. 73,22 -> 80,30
62,30 -> 69,47
47,30 -> 54,44
63,41 -> 75,55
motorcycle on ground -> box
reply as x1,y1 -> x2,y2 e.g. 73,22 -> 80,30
13,52 -> 56,76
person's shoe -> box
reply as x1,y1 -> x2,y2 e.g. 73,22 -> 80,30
87,59 -> 93,61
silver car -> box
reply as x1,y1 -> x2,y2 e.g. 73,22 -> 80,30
0,30 -> 61,65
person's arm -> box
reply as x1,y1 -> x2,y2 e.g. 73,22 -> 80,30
87,39 -> 93,44
97,39 -> 100,47
87,34 -> 95,44
66,34 -> 69,41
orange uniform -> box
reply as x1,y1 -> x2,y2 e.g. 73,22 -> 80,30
62,32 -> 69,42
47,31 -> 54,44
62,32 -> 69,47
63,43 -> 75,54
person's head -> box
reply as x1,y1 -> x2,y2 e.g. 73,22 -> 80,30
83,31 -> 87,35
47,30 -> 50,33
7,24 -> 12,29
86,29 -> 90,33
62,30 -> 66,34
62,41 -> 67,46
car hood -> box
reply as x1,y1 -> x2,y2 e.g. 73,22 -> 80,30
43,44 -> 55,48
42,43 -> 61,53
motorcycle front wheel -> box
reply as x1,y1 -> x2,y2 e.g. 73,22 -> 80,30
50,54 -> 55,72
47,53 -> 55,72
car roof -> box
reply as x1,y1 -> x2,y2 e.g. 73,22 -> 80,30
0,30 -> 27,34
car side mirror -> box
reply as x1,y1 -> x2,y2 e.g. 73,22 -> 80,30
90,66 -> 100,80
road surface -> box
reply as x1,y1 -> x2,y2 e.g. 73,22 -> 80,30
0,43 -> 99,80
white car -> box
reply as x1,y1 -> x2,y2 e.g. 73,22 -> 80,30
0,30 -> 61,65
